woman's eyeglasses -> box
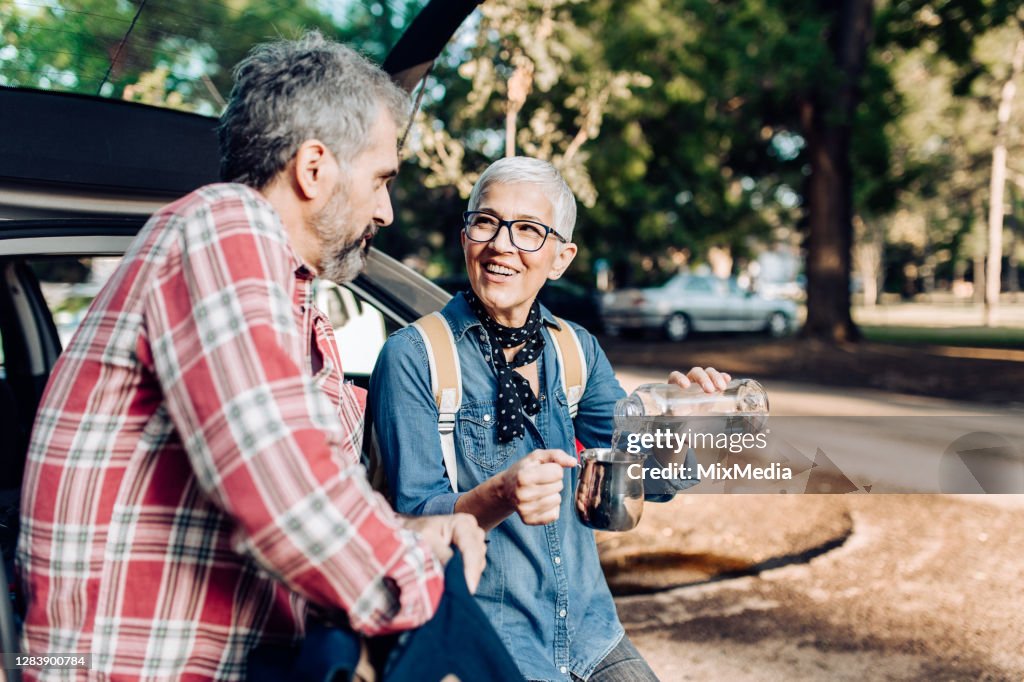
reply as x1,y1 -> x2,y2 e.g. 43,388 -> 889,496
462,211 -> 566,252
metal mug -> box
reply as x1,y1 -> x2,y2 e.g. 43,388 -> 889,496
574,448 -> 646,532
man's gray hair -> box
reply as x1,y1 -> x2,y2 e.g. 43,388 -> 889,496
467,157 -> 578,241
219,31 -> 410,188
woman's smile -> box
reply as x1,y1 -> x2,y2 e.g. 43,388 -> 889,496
482,260 -> 521,279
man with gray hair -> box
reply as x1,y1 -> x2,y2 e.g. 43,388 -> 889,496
17,32 -> 485,680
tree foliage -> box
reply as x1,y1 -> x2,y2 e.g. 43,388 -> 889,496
3,0 -> 1022,335
0,0 -> 421,112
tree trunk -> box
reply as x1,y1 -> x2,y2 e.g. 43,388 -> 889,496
973,254 -> 986,304
853,214 -> 882,307
1008,183 -> 1021,299
505,108 -> 517,157
801,0 -> 873,342
985,35 -> 1024,326
1008,228 -> 1020,300
505,60 -> 534,158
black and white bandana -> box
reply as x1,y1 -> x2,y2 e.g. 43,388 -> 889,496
464,291 -> 545,442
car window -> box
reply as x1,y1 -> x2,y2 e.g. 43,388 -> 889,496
30,256 -> 123,348
314,280 -> 401,376
684,278 -> 714,293
662,274 -> 688,290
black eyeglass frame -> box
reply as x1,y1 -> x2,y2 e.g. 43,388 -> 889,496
462,210 -> 567,252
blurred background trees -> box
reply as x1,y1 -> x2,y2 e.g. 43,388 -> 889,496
2,0 -> 1022,340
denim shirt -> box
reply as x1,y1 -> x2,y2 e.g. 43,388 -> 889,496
369,293 -> 697,681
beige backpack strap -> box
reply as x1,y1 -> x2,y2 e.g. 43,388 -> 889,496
548,317 -> 587,418
411,312 -> 461,493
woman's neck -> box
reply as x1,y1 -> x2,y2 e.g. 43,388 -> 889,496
481,303 -> 530,328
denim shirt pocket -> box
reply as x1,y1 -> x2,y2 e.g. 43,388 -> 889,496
458,400 -> 517,472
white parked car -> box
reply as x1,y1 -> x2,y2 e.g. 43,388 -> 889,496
601,273 -> 797,342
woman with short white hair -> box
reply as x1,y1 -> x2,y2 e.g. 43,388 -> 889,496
371,156 -> 730,681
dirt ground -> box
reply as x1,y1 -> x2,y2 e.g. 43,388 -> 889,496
613,495 -> 1024,681
599,335 -> 1024,407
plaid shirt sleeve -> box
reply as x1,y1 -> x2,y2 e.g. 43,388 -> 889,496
141,188 -> 443,635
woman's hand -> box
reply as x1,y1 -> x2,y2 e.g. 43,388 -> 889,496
668,367 -> 731,393
498,449 -> 577,525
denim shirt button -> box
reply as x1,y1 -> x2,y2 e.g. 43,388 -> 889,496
559,608 -> 567,618
560,666 -> 568,675
554,556 -> 561,565
483,414 -> 491,422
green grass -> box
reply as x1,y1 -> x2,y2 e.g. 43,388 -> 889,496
53,294 -> 95,315
860,325 -> 1024,349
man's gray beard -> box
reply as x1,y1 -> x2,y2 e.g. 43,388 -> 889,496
319,238 -> 367,285
312,184 -> 370,285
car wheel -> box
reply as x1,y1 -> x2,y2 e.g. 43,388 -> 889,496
664,313 -> 690,342
766,311 -> 789,338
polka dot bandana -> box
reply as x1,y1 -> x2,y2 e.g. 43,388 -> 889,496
465,291 -> 545,442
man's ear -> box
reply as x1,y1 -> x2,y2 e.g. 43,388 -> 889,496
548,242 -> 578,280
292,139 -> 334,201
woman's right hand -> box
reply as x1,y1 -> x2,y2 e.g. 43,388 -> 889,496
498,449 -> 577,525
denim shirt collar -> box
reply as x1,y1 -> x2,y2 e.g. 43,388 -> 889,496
444,291 -> 563,341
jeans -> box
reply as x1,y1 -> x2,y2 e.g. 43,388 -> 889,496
571,634 -> 659,682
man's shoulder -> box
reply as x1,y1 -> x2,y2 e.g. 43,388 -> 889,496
157,182 -> 269,220
147,183 -> 288,248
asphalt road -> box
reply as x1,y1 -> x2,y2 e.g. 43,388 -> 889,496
608,368 -> 1024,681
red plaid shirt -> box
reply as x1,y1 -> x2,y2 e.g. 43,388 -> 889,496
17,184 -> 443,680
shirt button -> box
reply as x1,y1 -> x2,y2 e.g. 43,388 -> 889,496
483,414 -> 491,422
559,608 -> 567,618
560,666 -> 568,675
554,556 -> 561,565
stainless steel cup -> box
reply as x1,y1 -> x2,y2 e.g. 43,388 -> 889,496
574,448 -> 646,531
